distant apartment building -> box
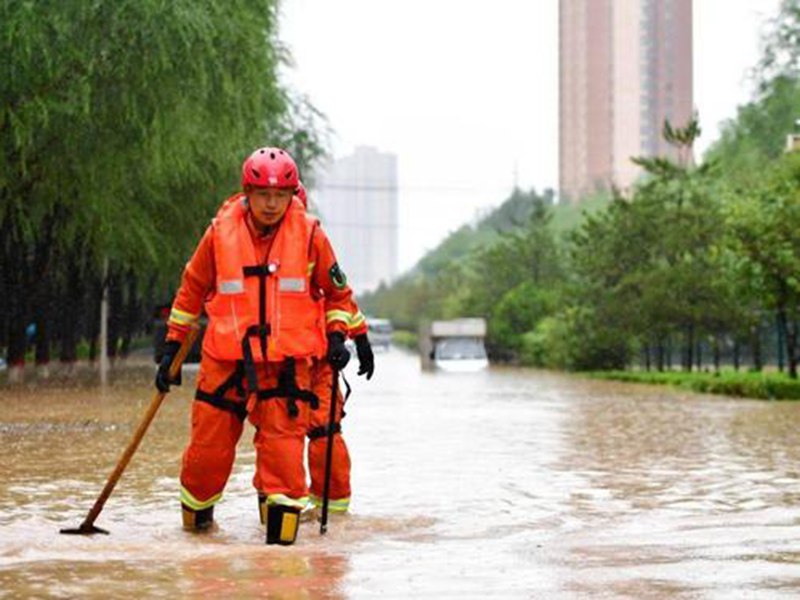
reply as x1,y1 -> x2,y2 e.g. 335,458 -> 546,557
559,0 -> 693,202
313,146 -> 399,293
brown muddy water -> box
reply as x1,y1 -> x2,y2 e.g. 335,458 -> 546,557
1,350 -> 800,598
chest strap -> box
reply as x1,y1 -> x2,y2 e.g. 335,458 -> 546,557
243,264 -> 274,361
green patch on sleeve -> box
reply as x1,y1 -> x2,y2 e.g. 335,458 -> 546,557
329,262 -> 348,289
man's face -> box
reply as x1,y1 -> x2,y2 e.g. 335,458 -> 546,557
247,187 -> 294,228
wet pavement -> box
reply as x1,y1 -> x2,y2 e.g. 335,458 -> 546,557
1,349 -> 800,598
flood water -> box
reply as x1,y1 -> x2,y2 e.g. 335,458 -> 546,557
2,349 -> 800,598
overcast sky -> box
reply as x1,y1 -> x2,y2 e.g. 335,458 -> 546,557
279,0 -> 781,273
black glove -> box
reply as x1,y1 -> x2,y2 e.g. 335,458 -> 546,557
354,334 -> 374,380
155,340 -> 182,393
326,331 -> 350,371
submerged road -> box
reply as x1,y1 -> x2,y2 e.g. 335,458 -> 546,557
1,349 -> 799,598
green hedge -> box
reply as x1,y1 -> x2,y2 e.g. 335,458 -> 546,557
587,370 -> 800,400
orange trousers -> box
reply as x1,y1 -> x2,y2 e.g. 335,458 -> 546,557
307,361 -> 352,509
180,355 -> 313,512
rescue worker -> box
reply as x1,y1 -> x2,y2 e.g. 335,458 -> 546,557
155,147 -> 357,545
296,181 -> 375,515
254,180 -> 375,519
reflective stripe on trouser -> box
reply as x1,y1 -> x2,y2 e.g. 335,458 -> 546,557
307,360 -> 351,504
309,493 -> 351,513
181,487 -> 221,511
248,360 -> 313,503
180,357 -> 246,510
267,493 -> 309,509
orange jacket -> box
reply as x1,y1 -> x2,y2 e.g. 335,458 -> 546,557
166,194 -> 358,354
203,196 -> 325,362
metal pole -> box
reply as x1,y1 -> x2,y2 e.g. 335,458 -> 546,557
320,368 -> 340,535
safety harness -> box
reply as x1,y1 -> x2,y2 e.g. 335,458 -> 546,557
195,362 -> 248,421
195,260 -> 319,421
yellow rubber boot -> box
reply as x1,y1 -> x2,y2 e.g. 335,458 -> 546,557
181,503 -> 214,531
258,493 -> 267,526
265,503 -> 301,545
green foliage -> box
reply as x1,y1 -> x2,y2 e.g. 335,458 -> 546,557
490,282 -> 557,354
589,370 -> 800,401
705,76 -> 800,173
549,191 -> 610,233
520,315 -> 572,369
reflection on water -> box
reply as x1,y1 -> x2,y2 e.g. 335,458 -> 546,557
2,353 -> 800,598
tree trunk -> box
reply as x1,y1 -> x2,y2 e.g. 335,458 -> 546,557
776,312 -> 786,373
666,337 -> 673,370
31,219 -> 58,373
713,335 -> 721,374
34,315 -> 52,378
684,324 -> 694,372
107,268 -> 122,362
33,279 -> 53,373
786,318 -> 798,380
0,258 -> 6,352
58,258 -> 83,369
87,275 -> 102,363
5,223 -> 28,378
6,292 -> 27,381
750,325 -> 763,372
118,271 -> 138,358
656,339 -> 665,372
695,340 -> 703,372
733,339 -> 740,372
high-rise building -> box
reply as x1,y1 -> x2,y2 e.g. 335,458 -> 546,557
313,146 -> 398,293
559,0 -> 693,202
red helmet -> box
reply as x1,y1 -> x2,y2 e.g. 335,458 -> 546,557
296,181 -> 308,208
241,147 -> 299,189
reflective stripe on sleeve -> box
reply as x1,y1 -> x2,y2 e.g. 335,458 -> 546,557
348,311 -> 366,331
169,308 -> 199,327
325,310 -> 351,325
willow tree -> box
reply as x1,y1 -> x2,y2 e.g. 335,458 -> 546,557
1,0 -> 324,374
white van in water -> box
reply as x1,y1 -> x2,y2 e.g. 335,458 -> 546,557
432,336 -> 488,372
420,318 -> 489,372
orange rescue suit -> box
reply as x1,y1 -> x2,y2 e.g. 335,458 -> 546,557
167,194 -> 357,513
203,196 -> 325,362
